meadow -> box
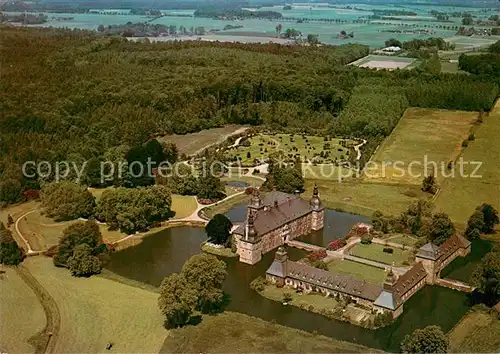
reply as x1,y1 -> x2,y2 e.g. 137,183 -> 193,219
225,134 -> 354,166
368,107 -> 478,185
161,125 -> 247,156
0,267 -> 46,354
303,180 -> 426,218
23,257 -> 167,353
435,100 -> 500,225
160,311 -> 377,353
448,307 -> 500,353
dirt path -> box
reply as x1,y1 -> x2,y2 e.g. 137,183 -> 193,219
15,209 -> 37,254
15,265 -> 61,354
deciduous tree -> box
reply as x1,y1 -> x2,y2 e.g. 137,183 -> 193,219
400,325 -> 448,354
41,181 -> 96,220
67,243 -> 102,277
205,214 -> 233,246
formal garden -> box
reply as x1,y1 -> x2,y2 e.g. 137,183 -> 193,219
224,133 -> 358,167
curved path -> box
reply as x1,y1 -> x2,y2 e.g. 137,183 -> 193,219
12,211 -> 61,354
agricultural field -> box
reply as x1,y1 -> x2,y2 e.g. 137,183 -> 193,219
160,311 -> 377,353
435,101 -> 500,225
160,125 -> 247,156
448,307 -> 500,353
24,257 -> 167,353
368,107 -> 478,185
349,244 -> 412,267
0,267 -> 46,354
350,55 -> 416,70
304,180 -> 426,218
326,259 -> 387,285
225,134 -> 355,166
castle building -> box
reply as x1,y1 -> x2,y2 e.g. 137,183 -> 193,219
415,233 -> 471,284
232,185 -> 325,264
265,233 -> 472,319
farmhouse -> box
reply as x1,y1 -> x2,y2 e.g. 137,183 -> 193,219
232,186 -> 325,264
265,233 -> 472,319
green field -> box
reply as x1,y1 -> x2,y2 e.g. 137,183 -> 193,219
160,125 -> 247,156
225,134 -> 353,166
368,107 -> 478,185
0,267 -> 46,354
171,194 -> 198,219
327,259 -> 387,285
202,193 -> 250,219
24,257 -> 167,353
160,311 -> 377,353
304,180 -> 426,218
18,208 -> 126,250
349,243 -> 412,267
435,101 -> 500,225
388,234 -> 420,247
448,307 -> 500,353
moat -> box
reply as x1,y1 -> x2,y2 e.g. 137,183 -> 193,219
106,207 -> 471,352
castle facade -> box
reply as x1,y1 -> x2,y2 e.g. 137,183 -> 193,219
232,186 -> 325,264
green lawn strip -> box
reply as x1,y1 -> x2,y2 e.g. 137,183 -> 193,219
387,234 -> 419,246
160,311 -> 378,353
327,259 -> 387,285
349,243 -> 412,267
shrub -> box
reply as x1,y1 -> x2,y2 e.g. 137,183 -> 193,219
383,247 -> 394,254
313,260 -> 329,270
245,187 -> 255,195
283,292 -> 293,303
468,134 -> 475,141
360,235 -> 373,245
327,239 -> 347,251
307,249 -> 327,262
250,276 -> 268,292
462,139 -> 469,147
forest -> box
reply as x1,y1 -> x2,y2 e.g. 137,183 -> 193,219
0,27 -> 498,204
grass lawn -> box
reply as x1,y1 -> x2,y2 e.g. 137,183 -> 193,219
225,133 -> 354,166
221,175 -> 264,186
349,243 -> 412,267
24,257 -> 167,353
0,266 -> 46,354
160,125 -> 247,156
261,284 -> 341,314
448,307 -> 500,353
368,107 -> 478,185
18,208 -> 127,250
171,194 -> 197,219
160,311 -> 377,353
388,234 -> 420,247
326,259 -> 387,285
304,180 -> 425,218
435,100 -> 500,225
302,165 -> 356,181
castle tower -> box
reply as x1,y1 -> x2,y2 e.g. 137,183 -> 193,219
310,184 -> 325,231
238,213 -> 262,265
383,268 -> 398,291
247,188 -> 264,219
266,246 -> 288,286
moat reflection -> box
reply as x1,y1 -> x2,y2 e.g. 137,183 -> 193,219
105,208 -> 470,352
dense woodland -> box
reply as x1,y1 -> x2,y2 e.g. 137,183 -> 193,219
0,27 -> 499,204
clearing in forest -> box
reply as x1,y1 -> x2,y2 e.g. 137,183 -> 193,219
225,133 -> 355,167
367,107 -> 478,185
350,55 -> 415,70
435,101 -> 500,226
160,125 -> 248,156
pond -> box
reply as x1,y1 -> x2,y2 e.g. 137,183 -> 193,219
225,180 -> 250,188
105,208 -> 471,352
